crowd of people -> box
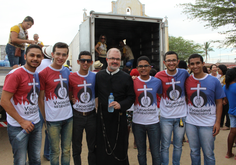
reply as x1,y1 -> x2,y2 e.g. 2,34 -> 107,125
1,16 -> 236,165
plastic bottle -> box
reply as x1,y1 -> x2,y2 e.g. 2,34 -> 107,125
16,122 -> 34,141
4,55 -> 10,67
108,93 -> 114,113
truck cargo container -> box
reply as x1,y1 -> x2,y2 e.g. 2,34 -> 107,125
70,12 -> 166,71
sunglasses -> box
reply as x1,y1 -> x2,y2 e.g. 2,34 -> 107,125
79,59 -> 92,63
101,38 -> 106,39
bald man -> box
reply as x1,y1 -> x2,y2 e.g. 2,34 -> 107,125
33,34 -> 44,48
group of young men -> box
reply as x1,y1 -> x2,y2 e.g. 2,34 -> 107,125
1,42 -> 224,165
132,51 -> 224,165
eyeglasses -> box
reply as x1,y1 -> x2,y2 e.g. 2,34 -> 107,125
165,59 -> 178,63
101,38 -> 106,39
189,61 -> 201,66
107,57 -> 121,61
137,65 -> 150,68
79,59 -> 92,63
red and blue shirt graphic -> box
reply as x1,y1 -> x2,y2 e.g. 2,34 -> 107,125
69,71 -> 96,112
39,66 -> 72,122
155,68 -> 189,118
3,66 -> 40,126
185,74 -> 225,126
133,76 -> 162,125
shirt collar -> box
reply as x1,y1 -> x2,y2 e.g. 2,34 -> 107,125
106,68 -> 120,75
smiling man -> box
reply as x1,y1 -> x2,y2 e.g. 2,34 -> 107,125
1,44 -> 43,165
155,51 -> 189,165
210,64 -> 221,80
185,54 -> 225,165
38,42 -> 73,165
95,48 -> 135,165
69,51 -> 96,165
132,56 -> 162,165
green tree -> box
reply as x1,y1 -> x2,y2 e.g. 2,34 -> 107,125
203,42 -> 214,62
180,0 -> 236,47
169,36 -> 203,61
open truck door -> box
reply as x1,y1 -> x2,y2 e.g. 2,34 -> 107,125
72,18 -> 92,72
72,13 -> 167,71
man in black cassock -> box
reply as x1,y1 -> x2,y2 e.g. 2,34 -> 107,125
95,48 -> 135,165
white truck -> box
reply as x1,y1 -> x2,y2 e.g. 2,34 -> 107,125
70,12 -> 167,71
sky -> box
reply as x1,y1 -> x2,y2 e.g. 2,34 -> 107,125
0,0 -> 235,63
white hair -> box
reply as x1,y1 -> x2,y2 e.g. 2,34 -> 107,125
106,48 -> 121,58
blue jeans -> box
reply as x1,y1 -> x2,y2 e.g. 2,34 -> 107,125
47,117 -> 73,165
5,43 -> 25,67
7,122 -> 42,165
186,123 -> 215,165
39,109 -> 50,159
229,114 -> 236,128
132,122 -> 161,165
160,117 -> 186,165
72,111 -> 96,165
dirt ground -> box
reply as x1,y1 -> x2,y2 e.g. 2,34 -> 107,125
0,127 -> 235,165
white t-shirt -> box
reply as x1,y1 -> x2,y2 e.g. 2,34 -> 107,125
133,76 -> 162,125
39,66 -> 72,122
210,73 -> 221,81
155,69 -> 189,118
3,67 -> 40,126
69,71 -> 96,112
185,74 -> 225,126
36,59 -> 51,73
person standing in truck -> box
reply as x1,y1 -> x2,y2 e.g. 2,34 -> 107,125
1,44 -> 43,165
95,35 -> 107,69
119,40 -> 134,68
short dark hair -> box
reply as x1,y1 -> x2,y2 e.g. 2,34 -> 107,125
188,54 -> 204,64
218,65 -> 227,75
23,16 -> 34,24
53,42 -> 69,54
178,60 -> 187,69
225,68 -> 236,89
149,68 -> 157,76
203,66 -> 208,73
210,64 -> 217,70
25,44 -> 42,55
137,56 -> 151,65
164,51 -> 178,61
78,51 -> 92,60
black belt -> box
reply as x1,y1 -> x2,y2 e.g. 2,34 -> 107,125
73,109 -> 96,116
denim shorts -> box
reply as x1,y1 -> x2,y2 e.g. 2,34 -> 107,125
229,114 -> 236,128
